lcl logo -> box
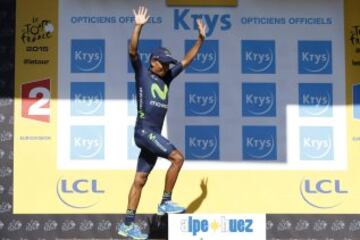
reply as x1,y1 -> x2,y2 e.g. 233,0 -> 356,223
57,178 -> 105,209
300,179 -> 348,209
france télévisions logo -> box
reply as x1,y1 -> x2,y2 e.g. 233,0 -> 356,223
21,78 -> 51,122
298,41 -> 332,74
128,39 -> 162,73
299,83 -> 333,117
185,125 -> 219,160
241,40 -> 276,74
185,40 -> 219,73
242,83 -> 276,117
70,126 -> 104,160
242,126 -> 277,160
71,39 -> 105,73
71,82 -> 105,116
185,82 -> 219,116
300,126 -> 334,160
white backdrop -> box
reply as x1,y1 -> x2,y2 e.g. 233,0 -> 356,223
57,0 -> 346,170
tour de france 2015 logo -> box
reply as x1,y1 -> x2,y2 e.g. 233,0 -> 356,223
21,17 -> 54,44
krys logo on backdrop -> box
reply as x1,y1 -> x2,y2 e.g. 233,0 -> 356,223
300,178 -> 349,209
57,177 -> 105,209
174,9 -> 231,37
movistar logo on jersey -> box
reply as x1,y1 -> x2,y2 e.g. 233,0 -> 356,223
300,127 -> 333,160
298,41 -> 332,74
299,83 -> 333,117
242,83 -> 276,117
242,126 -> 277,160
71,82 -> 105,116
185,40 -> 219,73
151,83 -> 169,100
242,40 -> 276,74
185,82 -> 219,116
71,126 -> 104,160
71,39 -> 105,73
185,125 -> 219,160
128,82 -> 137,116
127,39 -> 161,73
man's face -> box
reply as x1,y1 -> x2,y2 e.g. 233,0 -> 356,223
151,59 -> 169,77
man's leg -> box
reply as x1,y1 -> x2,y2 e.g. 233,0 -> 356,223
157,149 -> 185,215
127,172 -> 149,213
118,149 -> 156,239
164,149 -> 184,194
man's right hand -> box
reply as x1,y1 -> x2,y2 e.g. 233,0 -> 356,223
133,6 -> 150,26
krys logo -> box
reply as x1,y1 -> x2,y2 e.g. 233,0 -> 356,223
71,39 -> 105,73
185,40 -> 218,73
242,40 -> 276,74
128,39 -> 161,73
21,78 -> 50,123
21,17 -> 54,44
299,83 -> 333,117
298,41 -> 332,74
71,126 -> 104,160
174,9 -> 231,37
300,127 -> 333,160
300,178 -> 348,209
71,82 -> 105,116
57,177 -> 105,209
242,126 -> 277,160
185,126 -> 219,160
242,83 -> 276,117
185,82 -> 219,116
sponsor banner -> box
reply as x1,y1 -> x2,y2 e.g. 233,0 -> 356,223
169,214 -> 265,240
13,0 -> 360,215
167,0 -> 237,7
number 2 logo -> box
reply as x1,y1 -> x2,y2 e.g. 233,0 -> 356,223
21,78 -> 51,122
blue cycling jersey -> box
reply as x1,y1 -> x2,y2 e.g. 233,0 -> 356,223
130,53 -> 183,132
130,53 -> 183,172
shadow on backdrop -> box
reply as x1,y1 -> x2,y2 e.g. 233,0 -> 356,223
186,178 -> 208,214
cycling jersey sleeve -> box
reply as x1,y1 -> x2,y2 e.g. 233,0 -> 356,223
130,52 -> 142,73
164,62 -> 184,84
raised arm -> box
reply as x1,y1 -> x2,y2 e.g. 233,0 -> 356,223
129,6 -> 150,58
180,19 -> 207,68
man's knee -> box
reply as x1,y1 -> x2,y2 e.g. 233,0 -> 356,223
169,150 -> 184,167
133,173 -> 148,189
